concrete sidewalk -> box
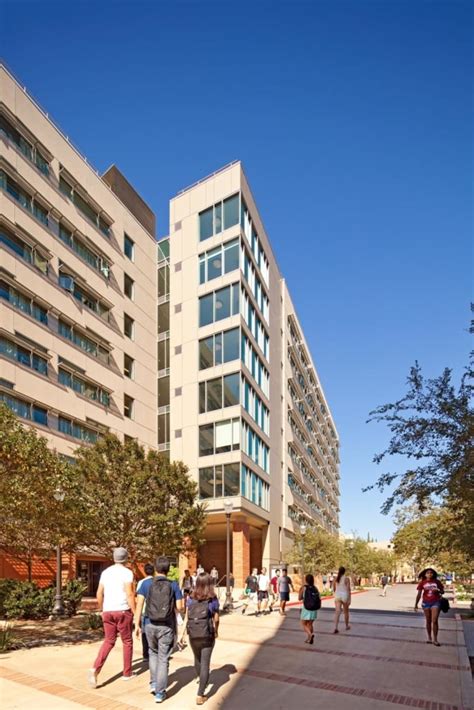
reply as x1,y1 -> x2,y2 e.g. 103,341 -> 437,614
0,586 -> 472,709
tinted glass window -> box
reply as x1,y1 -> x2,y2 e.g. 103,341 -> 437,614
199,424 -> 214,456
199,467 -> 214,498
215,287 -> 230,321
223,373 -> 239,407
224,463 -> 240,496
199,294 -> 213,327
224,328 -> 239,362
199,337 -> 213,369
199,207 -> 213,241
223,194 -> 239,229
206,378 -> 222,411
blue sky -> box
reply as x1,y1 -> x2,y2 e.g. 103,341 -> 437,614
2,1 -> 472,539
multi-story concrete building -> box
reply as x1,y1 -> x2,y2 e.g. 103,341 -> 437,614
0,65 -> 158,588
166,161 -> 340,585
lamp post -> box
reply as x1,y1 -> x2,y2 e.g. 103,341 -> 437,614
300,522 -> 307,586
223,499 -> 234,611
52,487 -> 65,617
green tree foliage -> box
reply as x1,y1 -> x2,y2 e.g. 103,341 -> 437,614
392,507 -> 473,576
289,528 -> 394,580
74,434 -> 206,567
366,355 -> 473,513
0,404 -> 79,580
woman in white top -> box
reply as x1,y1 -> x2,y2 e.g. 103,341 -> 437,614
332,566 -> 351,634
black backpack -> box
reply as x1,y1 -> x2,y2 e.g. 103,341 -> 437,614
146,578 -> 175,624
187,599 -> 213,640
303,585 -> 321,611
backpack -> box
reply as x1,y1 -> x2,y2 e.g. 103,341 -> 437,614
146,578 -> 175,623
303,585 -> 321,611
187,599 -> 213,640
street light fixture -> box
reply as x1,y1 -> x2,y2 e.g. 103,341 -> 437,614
223,499 -> 234,611
300,522 -> 307,586
52,487 -> 65,617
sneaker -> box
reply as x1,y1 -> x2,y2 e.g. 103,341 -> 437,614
155,691 -> 166,703
121,672 -> 137,681
150,684 -> 157,695
87,669 -> 98,689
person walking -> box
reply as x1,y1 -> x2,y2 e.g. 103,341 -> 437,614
414,568 -> 444,646
136,563 -> 155,662
179,573 -> 219,706
210,566 -> 219,586
256,567 -> 270,616
134,556 -> 183,703
182,569 -> 194,600
242,568 -> 258,614
269,569 -> 280,611
278,569 -> 294,615
322,574 -> 328,590
333,566 -> 351,633
381,573 -> 389,597
298,574 -> 320,644
87,547 -> 135,688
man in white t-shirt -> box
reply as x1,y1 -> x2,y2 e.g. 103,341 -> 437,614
256,567 -> 270,616
88,547 -> 135,688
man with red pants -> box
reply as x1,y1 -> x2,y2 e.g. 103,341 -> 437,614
88,547 -> 136,687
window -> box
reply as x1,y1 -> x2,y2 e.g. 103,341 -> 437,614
199,418 -> 240,456
0,336 -> 48,375
157,239 -> 169,262
158,302 -> 170,334
124,354 -> 134,379
158,376 -> 170,407
199,373 -> 240,414
58,415 -> 98,442
58,318 -> 109,364
240,197 -> 270,287
241,245 -> 270,322
0,226 -> 48,275
242,376 -> 270,434
0,170 -> 49,228
158,264 -> 169,298
0,392 -> 48,426
124,234 -> 134,260
158,412 -> 170,445
124,273 -> 134,300
0,114 -> 50,176
241,464 -> 270,510
242,420 -> 269,473
0,280 -> 48,325
59,175 -> 110,237
59,224 -> 110,278
199,193 -> 240,241
158,339 -> 169,371
59,270 -> 110,320
58,366 -> 110,406
241,332 -> 270,397
199,283 -> 239,327
241,288 -> 269,359
124,394 -> 134,419
198,463 -> 240,499
199,239 -> 239,284
198,327 -> 240,370
124,313 -> 134,339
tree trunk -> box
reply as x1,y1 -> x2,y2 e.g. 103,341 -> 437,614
27,552 -> 32,583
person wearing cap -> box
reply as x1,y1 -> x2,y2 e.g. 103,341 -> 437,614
88,547 -> 136,688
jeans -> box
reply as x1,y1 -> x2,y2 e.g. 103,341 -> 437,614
141,617 -> 149,659
93,610 -> 133,677
145,623 -> 175,693
189,638 -> 215,696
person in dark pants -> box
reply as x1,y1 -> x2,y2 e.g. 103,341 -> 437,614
180,573 -> 219,706
136,563 -> 155,662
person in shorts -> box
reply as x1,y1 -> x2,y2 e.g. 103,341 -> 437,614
299,573 -> 319,644
256,567 -> 270,616
278,569 -> 294,615
415,568 -> 444,646
269,569 -> 280,611
242,568 -> 258,614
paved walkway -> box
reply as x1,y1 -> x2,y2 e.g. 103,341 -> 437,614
1,586 -> 472,709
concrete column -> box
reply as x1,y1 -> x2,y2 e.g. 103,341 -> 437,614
232,517 -> 250,587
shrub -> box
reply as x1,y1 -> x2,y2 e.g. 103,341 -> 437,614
0,578 -> 86,619
0,622 -> 17,652
3,582 -> 54,620
62,579 -> 87,617
168,565 -> 180,583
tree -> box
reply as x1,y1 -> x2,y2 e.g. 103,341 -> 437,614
366,354 -> 473,513
0,404 -> 79,580
392,507 -> 473,576
74,434 -> 206,569
289,527 -> 344,576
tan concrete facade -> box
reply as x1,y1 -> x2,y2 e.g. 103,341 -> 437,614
166,162 -> 340,585
0,64 -> 157,458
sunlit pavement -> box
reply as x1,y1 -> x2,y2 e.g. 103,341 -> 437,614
1,585 -> 472,709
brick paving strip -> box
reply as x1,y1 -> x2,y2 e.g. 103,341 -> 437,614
3,659 -> 469,710
0,666 -> 142,710
217,632 -> 471,671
